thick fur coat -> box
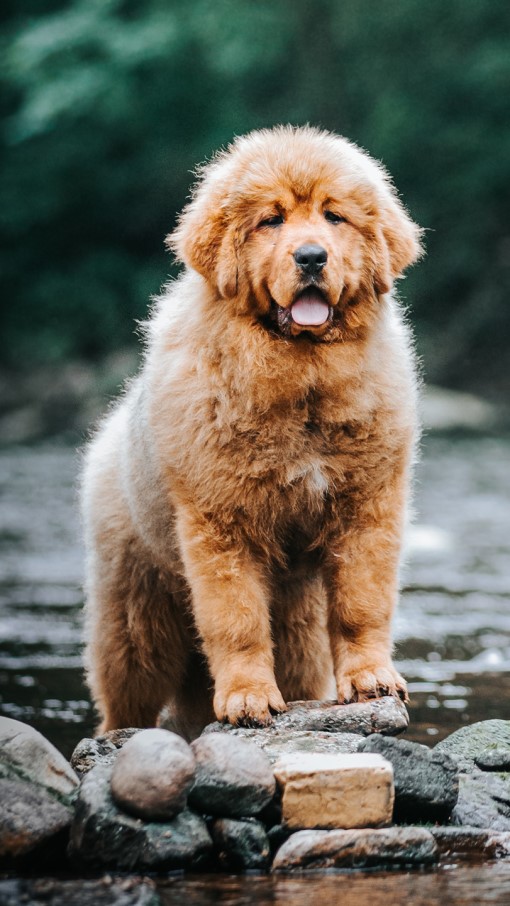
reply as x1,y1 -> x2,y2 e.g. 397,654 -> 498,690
82,126 -> 422,738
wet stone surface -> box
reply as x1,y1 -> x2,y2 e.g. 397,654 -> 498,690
69,765 -> 212,870
359,734 -> 459,821
189,734 -> 275,818
110,728 -> 195,821
272,826 -> 438,871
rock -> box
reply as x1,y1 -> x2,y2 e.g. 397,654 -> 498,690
267,823 -> 292,856
272,826 -> 438,871
432,826 -> 510,861
110,728 -> 195,821
273,752 -> 393,830
358,735 -> 458,821
211,817 -> 271,870
70,728 -> 141,777
475,747 -> 510,771
201,729 -> 363,765
435,720 -> 510,773
0,778 -> 73,861
203,696 -> 408,738
69,765 -> 212,870
451,772 -> 510,832
0,717 -> 78,798
0,718 -> 77,863
189,735 -> 275,818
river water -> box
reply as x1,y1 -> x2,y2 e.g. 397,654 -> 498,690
1,434 -> 510,902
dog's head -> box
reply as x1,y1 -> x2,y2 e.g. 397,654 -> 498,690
168,126 -> 422,341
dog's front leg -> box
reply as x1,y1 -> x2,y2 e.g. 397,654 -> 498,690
175,504 -> 286,726
326,478 -> 409,705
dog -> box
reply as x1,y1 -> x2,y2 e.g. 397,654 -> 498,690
82,125 -> 422,739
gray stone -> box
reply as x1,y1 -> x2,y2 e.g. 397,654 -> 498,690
358,735 -> 458,821
201,729 -> 363,765
451,772 -> 510,832
189,735 -> 275,817
211,817 -> 271,870
0,778 -> 73,859
204,696 -> 408,739
435,720 -> 510,773
272,826 -> 438,871
69,765 -> 212,870
0,717 -> 78,798
432,826 -> 510,861
475,747 -> 510,771
111,728 -> 195,821
70,728 -> 141,777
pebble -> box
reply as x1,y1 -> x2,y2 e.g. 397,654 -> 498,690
189,734 -> 275,817
110,728 -> 195,821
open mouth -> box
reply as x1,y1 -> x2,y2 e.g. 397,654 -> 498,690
290,287 -> 331,327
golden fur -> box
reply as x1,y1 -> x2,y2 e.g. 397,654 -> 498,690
82,125 -> 422,738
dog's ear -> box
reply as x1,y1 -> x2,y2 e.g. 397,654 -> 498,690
373,195 -> 423,295
166,171 -> 240,298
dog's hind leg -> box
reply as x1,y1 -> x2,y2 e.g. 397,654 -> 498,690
85,547 -> 191,733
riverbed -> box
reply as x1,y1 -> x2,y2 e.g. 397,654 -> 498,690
1,434 -> 510,903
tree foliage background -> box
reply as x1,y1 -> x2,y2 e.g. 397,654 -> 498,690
1,0 -> 509,391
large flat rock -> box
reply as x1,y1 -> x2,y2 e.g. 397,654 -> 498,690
272,826 -> 438,871
203,696 -> 408,738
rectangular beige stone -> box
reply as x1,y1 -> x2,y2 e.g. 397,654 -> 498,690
273,751 -> 394,830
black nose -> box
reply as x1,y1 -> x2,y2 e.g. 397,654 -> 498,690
293,244 -> 328,274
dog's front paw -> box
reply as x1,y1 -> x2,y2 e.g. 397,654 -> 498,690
336,662 -> 408,705
214,679 -> 287,727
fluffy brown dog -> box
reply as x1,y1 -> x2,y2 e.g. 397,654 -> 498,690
82,125 -> 422,739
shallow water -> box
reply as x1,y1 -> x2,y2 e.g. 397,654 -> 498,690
1,435 -> 510,755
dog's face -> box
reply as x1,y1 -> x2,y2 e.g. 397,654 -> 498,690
169,127 -> 422,342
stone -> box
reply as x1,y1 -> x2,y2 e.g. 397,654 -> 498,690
203,696 -> 408,738
201,729 -> 363,765
70,728 -> 141,777
69,765 -> 212,870
211,817 -> 271,870
434,720 -> 510,773
0,717 -> 78,798
475,747 -> 510,771
358,735 -> 458,821
0,778 -> 72,860
189,735 -> 275,818
272,826 -> 438,871
273,752 -> 394,830
451,772 -> 510,832
432,826 -> 510,861
110,728 -> 195,821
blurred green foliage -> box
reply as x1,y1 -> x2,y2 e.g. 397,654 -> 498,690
1,0 -> 509,386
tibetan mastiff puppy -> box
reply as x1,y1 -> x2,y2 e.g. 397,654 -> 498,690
82,125 -> 422,738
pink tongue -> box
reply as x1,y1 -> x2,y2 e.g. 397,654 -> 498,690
291,291 -> 330,326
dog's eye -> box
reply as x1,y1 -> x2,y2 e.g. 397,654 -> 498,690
258,214 -> 284,228
324,211 -> 346,224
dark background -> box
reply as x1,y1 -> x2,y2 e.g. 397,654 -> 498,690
1,0 -> 509,422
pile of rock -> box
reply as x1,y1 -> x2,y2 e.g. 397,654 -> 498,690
3,701 -> 510,874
